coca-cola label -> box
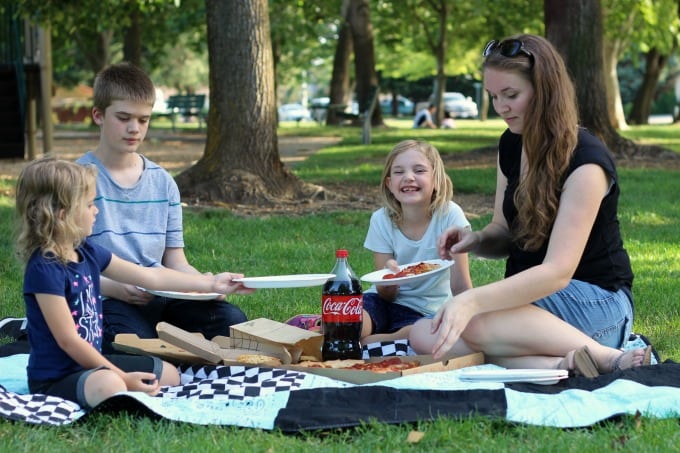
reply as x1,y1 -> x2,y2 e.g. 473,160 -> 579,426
321,294 -> 363,323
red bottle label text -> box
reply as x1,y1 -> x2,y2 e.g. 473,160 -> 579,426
321,295 -> 363,323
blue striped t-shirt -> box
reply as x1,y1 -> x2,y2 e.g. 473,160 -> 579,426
77,151 -> 184,268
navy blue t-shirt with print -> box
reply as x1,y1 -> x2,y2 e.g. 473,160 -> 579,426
24,239 -> 112,382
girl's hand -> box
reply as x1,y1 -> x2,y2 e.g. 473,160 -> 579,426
377,259 -> 400,301
124,371 -> 162,395
437,226 -> 477,259
377,284 -> 399,301
212,272 -> 256,295
430,295 -> 477,359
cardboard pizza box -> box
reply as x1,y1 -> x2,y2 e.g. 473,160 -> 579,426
283,352 -> 484,384
113,319 -> 484,383
156,321 -> 293,365
229,318 -> 324,362
112,323 -> 292,366
112,333 -> 209,365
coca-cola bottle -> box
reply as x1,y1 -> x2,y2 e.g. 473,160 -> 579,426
321,249 -> 363,360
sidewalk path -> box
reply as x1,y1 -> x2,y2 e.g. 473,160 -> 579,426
0,132 -> 342,177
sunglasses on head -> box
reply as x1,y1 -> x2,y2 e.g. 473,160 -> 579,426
483,39 -> 534,65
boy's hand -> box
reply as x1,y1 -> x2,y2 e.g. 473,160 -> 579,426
120,283 -> 155,306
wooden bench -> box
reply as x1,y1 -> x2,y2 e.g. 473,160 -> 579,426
158,94 -> 207,132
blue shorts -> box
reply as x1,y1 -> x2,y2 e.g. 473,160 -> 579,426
28,354 -> 163,410
533,279 -> 634,349
362,292 -> 424,335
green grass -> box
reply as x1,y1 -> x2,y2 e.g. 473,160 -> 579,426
1,120 -> 679,449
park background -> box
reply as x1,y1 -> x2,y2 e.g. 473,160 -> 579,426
1,0 -> 680,450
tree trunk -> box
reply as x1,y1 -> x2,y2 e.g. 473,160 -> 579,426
347,0 -> 384,126
602,37 -> 628,130
628,49 -> 667,125
545,0 -> 636,159
122,5 -> 142,67
433,0 -> 448,126
175,0 -> 323,205
327,14 -> 352,126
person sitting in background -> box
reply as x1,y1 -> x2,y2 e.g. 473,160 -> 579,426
441,111 -> 456,129
413,104 -> 437,129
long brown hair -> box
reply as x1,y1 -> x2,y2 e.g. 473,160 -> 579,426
483,34 -> 579,251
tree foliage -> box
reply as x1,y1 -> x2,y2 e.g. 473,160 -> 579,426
602,0 -> 680,126
16,0 -> 205,86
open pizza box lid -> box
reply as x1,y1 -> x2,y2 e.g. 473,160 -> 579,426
229,318 -> 324,362
112,322 -> 293,366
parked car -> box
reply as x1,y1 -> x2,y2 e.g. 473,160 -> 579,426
430,92 -> 478,119
380,95 -> 414,116
278,103 -> 311,122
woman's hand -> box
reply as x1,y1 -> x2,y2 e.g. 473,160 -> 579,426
430,294 -> 478,359
437,226 -> 477,259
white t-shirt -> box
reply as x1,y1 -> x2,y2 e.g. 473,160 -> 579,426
363,201 -> 470,315
413,108 -> 433,128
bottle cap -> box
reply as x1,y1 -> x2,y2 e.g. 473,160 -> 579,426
336,249 -> 349,258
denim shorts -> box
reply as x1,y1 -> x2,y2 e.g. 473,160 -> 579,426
362,292 -> 424,334
533,279 -> 634,349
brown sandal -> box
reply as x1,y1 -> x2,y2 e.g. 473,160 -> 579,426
572,346 -> 600,378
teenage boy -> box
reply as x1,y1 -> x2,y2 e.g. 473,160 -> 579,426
77,63 -> 249,352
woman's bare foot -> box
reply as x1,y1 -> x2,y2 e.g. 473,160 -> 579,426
602,346 -> 652,373
559,346 -> 652,377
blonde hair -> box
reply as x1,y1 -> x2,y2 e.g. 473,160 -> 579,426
483,34 -> 579,251
93,62 -> 156,112
381,140 -> 453,225
15,156 -> 98,264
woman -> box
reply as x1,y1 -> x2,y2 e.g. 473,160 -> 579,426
409,34 -> 651,375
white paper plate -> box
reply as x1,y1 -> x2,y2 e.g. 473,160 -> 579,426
458,369 -> 569,385
233,273 -> 335,289
140,288 -> 222,300
360,259 -> 454,286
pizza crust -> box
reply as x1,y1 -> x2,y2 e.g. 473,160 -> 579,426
236,354 -> 283,366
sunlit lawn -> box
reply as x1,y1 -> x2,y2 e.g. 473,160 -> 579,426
0,119 -> 679,449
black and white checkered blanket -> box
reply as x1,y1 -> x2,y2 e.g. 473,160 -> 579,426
2,337 -> 679,431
